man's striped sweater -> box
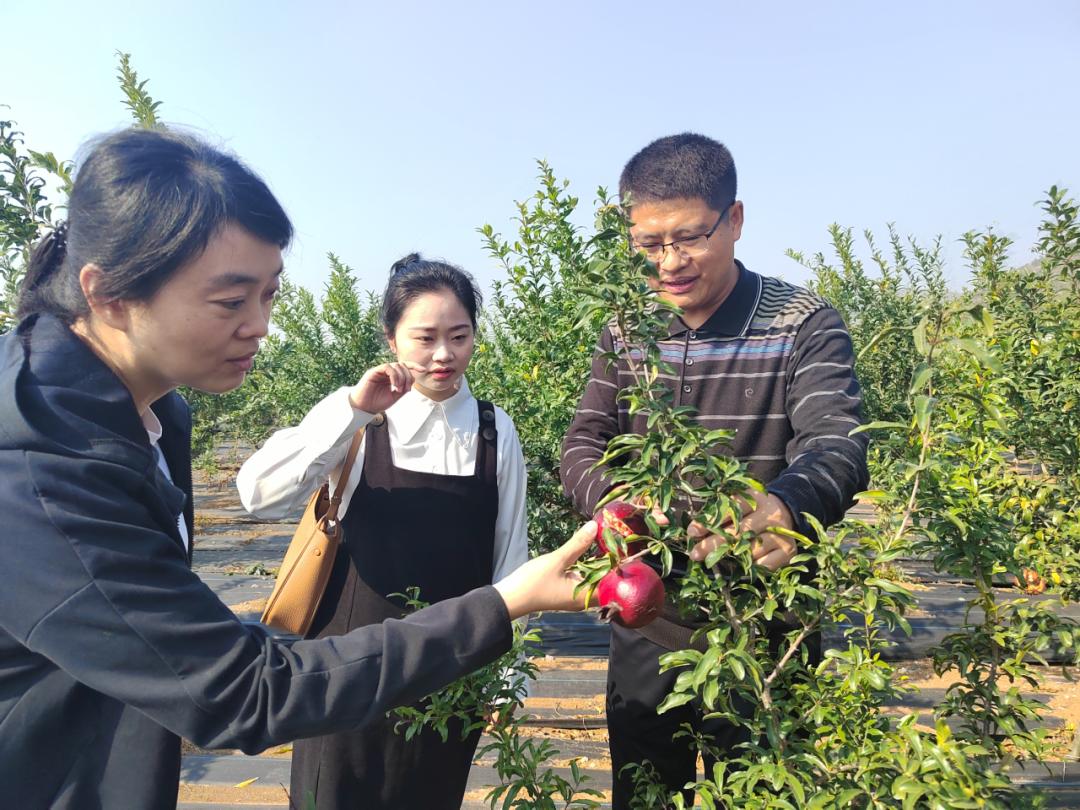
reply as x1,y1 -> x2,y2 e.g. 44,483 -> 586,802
560,261 -> 869,540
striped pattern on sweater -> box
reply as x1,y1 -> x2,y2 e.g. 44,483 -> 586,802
559,267 -> 869,536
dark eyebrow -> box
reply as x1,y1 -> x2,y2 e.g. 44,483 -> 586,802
408,323 -> 473,332
674,223 -> 710,236
207,265 -> 284,291
633,222 -> 710,241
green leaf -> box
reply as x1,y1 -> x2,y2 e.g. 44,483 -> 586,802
913,394 -> 934,433
909,362 -> 932,395
657,692 -> 696,714
855,489 -> 889,501
952,337 -> 1004,373
913,316 -> 929,355
850,420 -> 907,434
729,656 -> 745,681
763,598 -> 778,621
858,324 -> 909,359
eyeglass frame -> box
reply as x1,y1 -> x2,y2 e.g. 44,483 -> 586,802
630,201 -> 735,262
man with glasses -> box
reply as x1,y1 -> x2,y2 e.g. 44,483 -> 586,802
560,133 -> 868,807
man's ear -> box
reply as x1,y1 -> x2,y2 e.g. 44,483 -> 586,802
729,200 -> 745,243
78,264 -> 131,331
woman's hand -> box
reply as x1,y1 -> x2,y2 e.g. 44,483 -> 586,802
493,521 -> 597,620
348,362 -> 426,413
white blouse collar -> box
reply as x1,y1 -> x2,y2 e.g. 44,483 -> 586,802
141,408 -> 164,446
387,377 -> 476,444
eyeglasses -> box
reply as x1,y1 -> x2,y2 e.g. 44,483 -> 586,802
631,202 -> 733,262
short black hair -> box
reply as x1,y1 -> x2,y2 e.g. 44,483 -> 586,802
380,253 -> 482,334
619,132 -> 737,213
18,127 -> 292,323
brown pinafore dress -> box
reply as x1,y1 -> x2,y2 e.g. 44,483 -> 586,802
291,401 -> 499,810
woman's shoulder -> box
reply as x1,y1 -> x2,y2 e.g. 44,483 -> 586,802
0,315 -> 154,468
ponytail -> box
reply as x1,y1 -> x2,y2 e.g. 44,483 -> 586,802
16,222 -> 71,321
390,252 -> 422,276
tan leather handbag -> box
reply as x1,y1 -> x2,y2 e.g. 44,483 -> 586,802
260,427 -> 366,635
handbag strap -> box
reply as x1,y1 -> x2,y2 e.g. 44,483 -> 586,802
325,422 -> 369,524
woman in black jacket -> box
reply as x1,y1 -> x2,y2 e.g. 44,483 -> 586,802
0,127 -> 594,810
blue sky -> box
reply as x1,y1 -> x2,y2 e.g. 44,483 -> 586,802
4,1 -> 1079,298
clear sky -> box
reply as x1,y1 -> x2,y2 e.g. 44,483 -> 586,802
3,1 -> 1078,297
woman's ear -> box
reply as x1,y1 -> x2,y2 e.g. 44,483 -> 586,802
79,264 -> 132,331
385,331 -> 397,356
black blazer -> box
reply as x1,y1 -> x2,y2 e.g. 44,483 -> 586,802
0,314 -> 512,809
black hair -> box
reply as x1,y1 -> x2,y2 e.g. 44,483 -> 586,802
17,127 -> 293,323
619,132 -> 737,214
380,253 -> 482,334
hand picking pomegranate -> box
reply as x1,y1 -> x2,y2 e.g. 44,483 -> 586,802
596,561 -> 665,629
593,500 -> 650,558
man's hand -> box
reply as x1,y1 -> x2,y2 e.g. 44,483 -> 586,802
624,491 -> 669,527
687,490 -> 798,571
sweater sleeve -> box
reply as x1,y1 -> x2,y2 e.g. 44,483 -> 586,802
559,327 -> 621,518
1,450 -> 512,754
766,306 -> 870,536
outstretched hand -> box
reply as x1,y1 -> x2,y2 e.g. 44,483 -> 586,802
493,521 -> 597,620
348,362 -> 427,413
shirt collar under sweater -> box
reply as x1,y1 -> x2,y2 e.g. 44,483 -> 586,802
385,376 -> 477,448
666,260 -> 762,338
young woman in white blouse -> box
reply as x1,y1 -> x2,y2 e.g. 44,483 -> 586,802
237,253 -> 530,809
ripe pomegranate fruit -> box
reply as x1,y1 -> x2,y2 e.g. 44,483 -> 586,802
596,561 -> 665,629
593,500 -> 650,558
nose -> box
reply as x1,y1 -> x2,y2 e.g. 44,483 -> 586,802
432,341 -> 453,362
238,300 -> 271,340
658,246 -> 690,274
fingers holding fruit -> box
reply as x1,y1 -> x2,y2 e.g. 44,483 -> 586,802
492,520 -> 597,619
625,493 -> 670,528
688,491 -> 798,571
749,532 -> 798,571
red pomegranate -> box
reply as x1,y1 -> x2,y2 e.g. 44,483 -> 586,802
596,561 -> 665,629
593,500 -> 650,558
